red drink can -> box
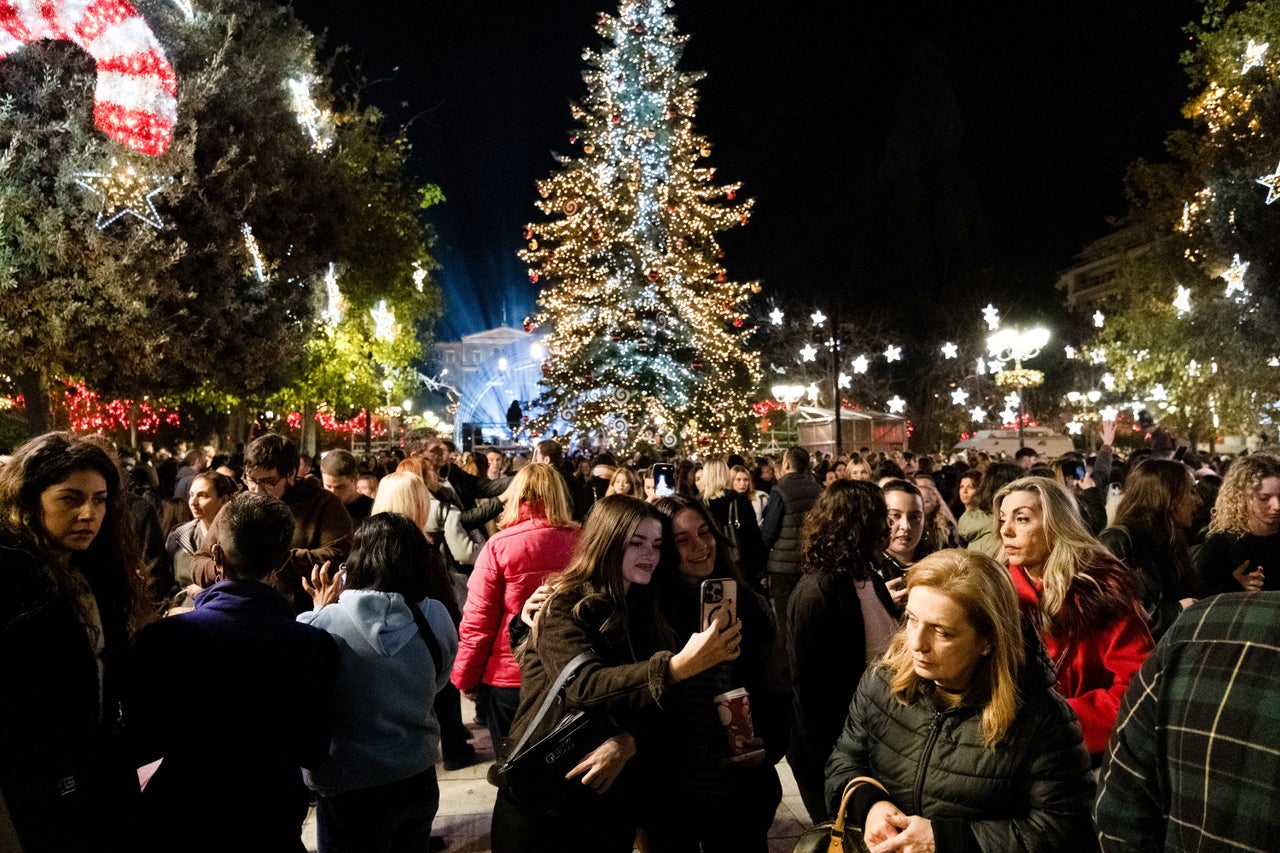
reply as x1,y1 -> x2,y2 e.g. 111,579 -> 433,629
714,687 -> 755,756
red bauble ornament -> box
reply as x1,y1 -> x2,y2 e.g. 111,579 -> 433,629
523,228 -> 533,240
732,318 -> 743,328
716,272 -> 726,282
569,135 -> 577,143
611,114 -> 622,124
647,269 -> 660,282
727,190 -> 736,200
529,271 -> 539,283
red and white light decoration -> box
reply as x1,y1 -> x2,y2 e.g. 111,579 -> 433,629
0,0 -> 178,155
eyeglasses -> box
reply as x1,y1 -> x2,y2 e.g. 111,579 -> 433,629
243,472 -> 285,489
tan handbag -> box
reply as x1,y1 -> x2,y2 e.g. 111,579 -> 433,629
792,776 -> 887,853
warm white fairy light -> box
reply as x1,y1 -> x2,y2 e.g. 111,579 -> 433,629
1256,161 -> 1280,204
982,304 -> 1000,330
886,395 -> 906,414
322,263 -> 342,326
1222,254 -> 1249,296
852,354 -> 869,374
950,388 -> 969,405
941,342 -> 958,359
242,222 -> 266,282
799,343 -> 817,362
1173,284 -> 1192,316
1242,39 -> 1270,74
287,77 -> 333,152
412,261 -> 427,292
74,159 -> 170,229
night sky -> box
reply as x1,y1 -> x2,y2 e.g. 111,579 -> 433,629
291,1 -> 1200,340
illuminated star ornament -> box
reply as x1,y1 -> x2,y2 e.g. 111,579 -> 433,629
940,342 -> 958,359
950,388 -> 969,405
886,395 -> 906,414
1222,253 -> 1249,296
982,303 -> 1000,330
1099,406 -> 1120,422
799,343 -> 817,362
1092,309 -> 1105,329
370,300 -> 396,341
412,261 -> 427,292
883,345 -> 901,363
1067,421 -> 1083,436
1064,345 -> 1077,359
74,159 -> 170,228
810,310 -> 827,327
1256,161 -> 1280,205
1173,284 -> 1192,316
837,372 -> 851,389
969,406 -> 988,422
851,354 -> 869,374
1242,39 -> 1270,74
769,306 -> 785,325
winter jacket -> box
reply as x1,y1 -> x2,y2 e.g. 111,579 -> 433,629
191,477 -> 354,612
824,631 -> 1095,852
1010,560 -> 1153,758
1098,524 -> 1192,641
705,492 -> 767,587
958,508 -> 999,557
760,472 -> 822,575
298,590 -> 458,795
452,503 -> 580,691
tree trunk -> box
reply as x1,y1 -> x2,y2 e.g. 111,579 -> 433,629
300,401 -> 318,457
17,368 -> 52,436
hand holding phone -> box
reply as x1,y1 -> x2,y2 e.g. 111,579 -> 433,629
700,578 -> 738,632
652,463 -> 676,498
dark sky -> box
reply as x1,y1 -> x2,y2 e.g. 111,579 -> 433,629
292,1 -> 1199,340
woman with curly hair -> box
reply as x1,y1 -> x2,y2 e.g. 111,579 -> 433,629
1193,453 -> 1280,594
995,477 -> 1152,761
1099,458 -> 1200,640
786,480 -> 898,822
0,433 -> 151,851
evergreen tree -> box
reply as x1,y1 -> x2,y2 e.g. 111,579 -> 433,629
521,0 -> 759,454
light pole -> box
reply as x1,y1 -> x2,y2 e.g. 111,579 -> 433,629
987,326 -> 1050,449
771,383 -> 805,446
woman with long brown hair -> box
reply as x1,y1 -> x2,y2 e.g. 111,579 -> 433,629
0,432 -> 150,851
824,549 -> 1093,851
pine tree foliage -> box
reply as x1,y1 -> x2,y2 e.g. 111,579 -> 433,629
522,0 -> 759,454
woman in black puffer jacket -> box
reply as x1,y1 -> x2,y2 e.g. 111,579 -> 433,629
824,549 -> 1094,852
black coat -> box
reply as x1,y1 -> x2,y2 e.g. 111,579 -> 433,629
760,473 -> 822,575
824,629 -> 1094,852
706,493 -> 767,587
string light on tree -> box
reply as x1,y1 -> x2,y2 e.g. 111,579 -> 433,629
1221,253 -> 1249,296
1256,160 -> 1280,204
287,76 -> 333,152
322,263 -> 343,326
412,262 -> 427,292
1242,38 -> 1269,74
370,300 -> 396,342
940,342 -> 958,359
73,158 -> 170,228
242,222 -> 266,282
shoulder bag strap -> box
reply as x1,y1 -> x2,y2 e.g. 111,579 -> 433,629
502,651 -> 593,760
829,775 -> 889,851
410,599 -> 444,674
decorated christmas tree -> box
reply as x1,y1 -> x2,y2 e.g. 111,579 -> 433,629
521,0 -> 759,454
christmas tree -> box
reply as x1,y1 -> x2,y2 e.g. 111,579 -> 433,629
521,0 -> 759,454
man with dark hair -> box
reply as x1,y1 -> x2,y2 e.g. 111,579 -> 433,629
320,449 -> 374,523
1014,446 -> 1039,470
192,434 -> 353,613
422,436 -> 510,512
531,439 -> 563,467
132,493 -> 339,852
760,446 -> 823,653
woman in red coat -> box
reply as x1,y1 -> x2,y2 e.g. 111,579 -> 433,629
452,464 -> 580,753
994,476 -> 1152,762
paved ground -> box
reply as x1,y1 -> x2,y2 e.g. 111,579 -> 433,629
302,701 -> 814,852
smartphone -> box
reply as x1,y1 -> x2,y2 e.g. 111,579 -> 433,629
700,578 -> 737,632
652,462 -> 676,497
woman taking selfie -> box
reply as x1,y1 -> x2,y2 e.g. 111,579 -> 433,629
0,433 -> 150,851
491,495 -> 740,853
994,477 -> 1152,760
824,549 -> 1094,852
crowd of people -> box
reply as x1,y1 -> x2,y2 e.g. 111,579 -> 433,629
1,423 -> 1277,852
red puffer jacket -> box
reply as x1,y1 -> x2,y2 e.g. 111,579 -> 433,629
451,502 -> 580,691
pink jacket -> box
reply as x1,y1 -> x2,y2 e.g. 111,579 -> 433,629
1010,562 -> 1153,757
451,503 -> 580,691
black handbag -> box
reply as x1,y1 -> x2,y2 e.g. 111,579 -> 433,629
494,652 -> 617,814
792,776 -> 884,853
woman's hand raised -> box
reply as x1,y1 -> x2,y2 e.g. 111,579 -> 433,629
668,611 -> 741,683
301,560 -> 343,610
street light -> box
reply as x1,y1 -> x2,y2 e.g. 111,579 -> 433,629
987,326 -> 1050,449
772,383 -> 805,445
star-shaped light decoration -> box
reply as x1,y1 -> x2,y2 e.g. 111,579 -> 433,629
370,299 -> 396,342
769,306 -> 785,325
1067,421 -> 1083,436
1003,392 -> 1021,408
799,343 -> 818,362
987,359 -> 1005,374
806,383 -> 820,402
1101,372 -> 1117,391
1256,161 -> 1280,205
982,303 -> 1000,330
837,372 -> 851,389
1064,345 -> 1076,359
1270,356 -> 1280,368
1151,384 -> 1169,402
1222,253 -> 1249,296
1242,38 -> 1270,74
969,406 -> 988,423
74,159 -> 170,229
1000,408 -> 1018,424
1093,310 -> 1105,329
1173,284 -> 1192,316
950,388 -> 970,405
851,354 -> 869,374
884,345 -> 902,362
976,357 -> 987,376
810,309 -> 827,327
1099,405 -> 1119,422
886,395 -> 906,414
941,342 -> 958,359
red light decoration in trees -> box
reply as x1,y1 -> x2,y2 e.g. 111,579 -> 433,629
0,0 -> 178,155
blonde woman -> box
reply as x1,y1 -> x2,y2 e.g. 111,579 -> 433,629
994,476 -> 1152,760
824,550 -> 1093,851
1193,453 -> 1280,595
604,466 -> 644,498
701,458 -> 768,588
452,464 -> 581,750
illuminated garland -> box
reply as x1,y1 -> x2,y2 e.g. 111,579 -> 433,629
0,0 -> 178,155
63,382 -> 182,432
